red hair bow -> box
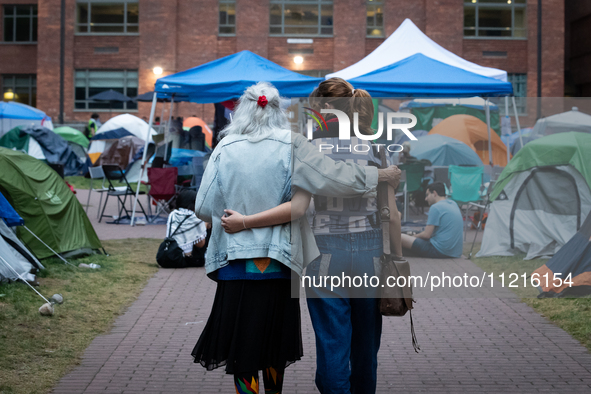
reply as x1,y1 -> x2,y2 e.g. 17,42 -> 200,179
257,95 -> 268,108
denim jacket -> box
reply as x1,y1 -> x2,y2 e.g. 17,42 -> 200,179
195,129 -> 378,276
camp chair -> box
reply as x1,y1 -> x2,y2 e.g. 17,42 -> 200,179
449,165 -> 484,241
147,167 -> 178,220
398,162 -> 426,220
99,165 -> 148,223
86,166 -> 111,218
468,180 -> 496,259
432,166 -> 450,188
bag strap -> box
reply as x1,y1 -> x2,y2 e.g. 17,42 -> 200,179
377,149 -> 391,255
168,214 -> 191,238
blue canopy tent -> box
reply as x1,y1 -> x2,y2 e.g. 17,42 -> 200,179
0,101 -> 52,137
153,50 -> 323,103
349,54 -> 513,98
131,50 -> 323,225
409,134 -> 483,167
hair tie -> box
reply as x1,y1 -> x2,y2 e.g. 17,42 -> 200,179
257,95 -> 268,108
351,88 -> 355,96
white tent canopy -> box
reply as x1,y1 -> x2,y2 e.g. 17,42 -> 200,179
327,19 -> 508,82
95,114 -> 157,143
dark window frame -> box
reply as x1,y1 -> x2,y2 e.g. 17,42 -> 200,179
464,0 -> 527,39
219,0 -> 236,36
2,5 -> 37,43
2,74 -> 37,107
270,0 -> 333,37
75,0 -> 139,35
366,0 -> 384,38
74,69 -> 138,112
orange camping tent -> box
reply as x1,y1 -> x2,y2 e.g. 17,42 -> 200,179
428,114 -> 509,166
183,117 -> 213,148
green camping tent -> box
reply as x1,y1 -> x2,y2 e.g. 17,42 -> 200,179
54,126 -> 90,149
0,147 -> 102,259
477,132 -> 591,260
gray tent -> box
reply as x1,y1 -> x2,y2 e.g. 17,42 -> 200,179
512,108 -> 591,154
0,220 -> 43,284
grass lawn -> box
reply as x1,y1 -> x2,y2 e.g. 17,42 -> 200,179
467,243 -> 591,351
66,176 -> 148,193
0,239 -> 160,394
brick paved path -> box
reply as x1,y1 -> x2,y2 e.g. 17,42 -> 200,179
53,256 -> 591,394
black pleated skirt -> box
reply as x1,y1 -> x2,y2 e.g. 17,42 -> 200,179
191,279 -> 303,374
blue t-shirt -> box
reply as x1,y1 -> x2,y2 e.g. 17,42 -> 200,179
426,199 -> 463,258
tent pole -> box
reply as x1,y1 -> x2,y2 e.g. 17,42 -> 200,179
505,96 -> 510,164
22,226 -> 75,267
512,96 -> 524,149
164,97 -> 175,162
0,255 -> 51,304
484,99 -> 493,166
131,93 -> 158,226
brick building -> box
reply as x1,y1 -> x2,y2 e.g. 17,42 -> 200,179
0,0 -> 566,125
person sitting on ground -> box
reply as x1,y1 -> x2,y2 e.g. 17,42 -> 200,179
401,182 -> 463,258
166,189 -> 210,267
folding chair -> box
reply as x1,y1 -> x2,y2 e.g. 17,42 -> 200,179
99,165 -> 148,223
86,166 -> 111,218
147,167 -> 178,219
448,165 -> 484,241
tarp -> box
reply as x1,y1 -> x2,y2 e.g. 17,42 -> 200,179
491,132 -> 591,201
429,114 -> 509,166
0,191 -> 23,227
0,101 -> 53,137
97,135 -> 146,170
409,134 -> 483,167
348,54 -> 513,98
327,18 -> 508,82
532,212 -> 591,297
154,50 -> 323,103
54,126 -> 90,149
0,219 -> 43,283
0,147 -> 102,259
0,126 -> 89,176
400,97 -> 501,134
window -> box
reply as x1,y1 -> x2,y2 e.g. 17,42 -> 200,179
464,0 -> 526,38
75,70 -> 138,110
270,0 -> 333,36
366,0 -> 383,37
2,75 -> 36,106
3,5 -> 37,42
219,0 -> 236,35
76,0 -> 138,34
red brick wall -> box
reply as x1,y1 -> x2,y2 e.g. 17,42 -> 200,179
463,40 -> 528,74
425,0 -> 463,56
268,38 -> 333,73
25,0 -> 567,126
236,0 -> 268,56
73,36 -> 140,69
333,0 -> 366,71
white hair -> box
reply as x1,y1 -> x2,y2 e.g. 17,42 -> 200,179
220,82 -> 290,142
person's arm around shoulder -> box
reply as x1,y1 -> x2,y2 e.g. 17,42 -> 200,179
291,133 -> 400,198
